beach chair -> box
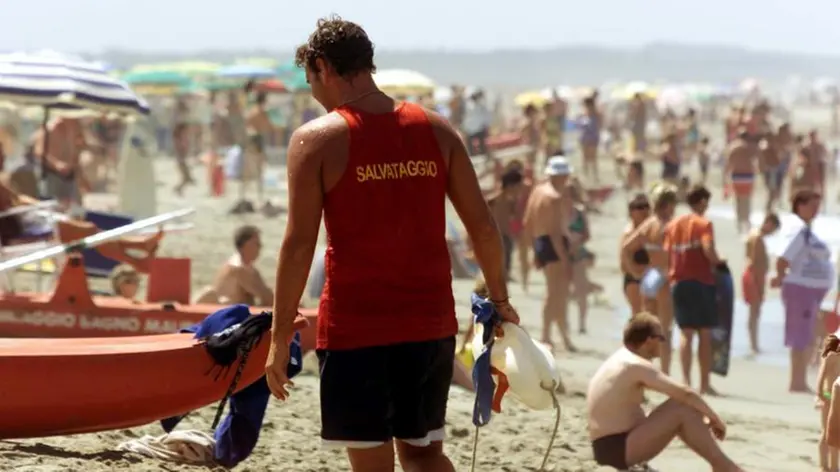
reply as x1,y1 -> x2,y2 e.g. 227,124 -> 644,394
82,210 -> 133,278
0,200 -> 61,291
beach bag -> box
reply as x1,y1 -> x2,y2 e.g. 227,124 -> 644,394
640,267 -> 666,299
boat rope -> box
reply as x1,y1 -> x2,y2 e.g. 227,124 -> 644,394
210,334 -> 259,430
206,313 -> 273,430
469,379 -> 561,472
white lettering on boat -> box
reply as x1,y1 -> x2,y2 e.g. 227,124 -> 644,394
79,314 -> 141,332
0,311 -> 76,328
0,311 -> 198,334
143,318 -> 196,333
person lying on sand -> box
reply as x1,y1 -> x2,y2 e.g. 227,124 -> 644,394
587,312 -> 744,471
110,264 -> 140,302
193,225 -> 272,306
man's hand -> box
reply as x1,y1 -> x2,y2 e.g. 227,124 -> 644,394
51,160 -> 72,176
265,336 -> 294,401
493,301 -> 521,325
769,275 -> 783,288
706,416 -> 727,441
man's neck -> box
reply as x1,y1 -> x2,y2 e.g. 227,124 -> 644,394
624,345 -> 652,360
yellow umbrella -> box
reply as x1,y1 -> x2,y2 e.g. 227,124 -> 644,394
235,57 -> 279,69
373,69 -> 435,96
127,61 -> 221,78
131,84 -> 184,96
610,82 -> 658,101
514,91 -> 548,107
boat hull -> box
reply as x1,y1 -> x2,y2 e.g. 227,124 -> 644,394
0,333 -> 270,439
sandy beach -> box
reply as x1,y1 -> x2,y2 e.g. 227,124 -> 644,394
0,141 -> 829,471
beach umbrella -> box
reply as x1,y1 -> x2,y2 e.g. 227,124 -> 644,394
0,52 -> 148,114
216,64 -> 276,80
373,69 -> 435,96
235,57 -> 279,69
514,90 -> 548,107
129,61 -> 221,79
0,51 -> 149,183
656,85 -> 690,111
610,81 -> 655,101
283,69 -> 310,93
254,79 -> 288,94
122,70 -> 193,96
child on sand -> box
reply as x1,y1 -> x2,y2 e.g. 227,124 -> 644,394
110,264 -> 140,302
817,334 -> 840,472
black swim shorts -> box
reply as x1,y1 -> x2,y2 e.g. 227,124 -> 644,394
672,280 -> 718,329
317,336 -> 455,447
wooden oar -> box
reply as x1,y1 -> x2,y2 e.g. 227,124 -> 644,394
0,200 -> 58,220
0,208 -> 196,274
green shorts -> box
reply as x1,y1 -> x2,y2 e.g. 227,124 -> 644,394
672,280 -> 717,329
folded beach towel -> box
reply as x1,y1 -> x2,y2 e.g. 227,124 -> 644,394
117,430 -> 215,464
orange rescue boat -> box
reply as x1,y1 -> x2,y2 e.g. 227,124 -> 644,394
0,314 -> 308,439
0,209 -> 318,350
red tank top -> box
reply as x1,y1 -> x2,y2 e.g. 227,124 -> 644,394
317,102 -> 457,350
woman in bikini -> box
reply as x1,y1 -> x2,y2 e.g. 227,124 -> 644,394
620,194 -> 652,316
622,183 -> 679,375
565,181 -> 599,334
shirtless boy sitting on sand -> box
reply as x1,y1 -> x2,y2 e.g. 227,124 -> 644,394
193,225 -> 273,305
587,312 -> 744,471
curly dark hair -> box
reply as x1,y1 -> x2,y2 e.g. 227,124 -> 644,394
294,15 -> 376,78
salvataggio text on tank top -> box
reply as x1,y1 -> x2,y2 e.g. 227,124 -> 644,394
356,160 -> 439,183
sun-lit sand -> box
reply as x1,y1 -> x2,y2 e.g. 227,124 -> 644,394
0,114 -> 835,471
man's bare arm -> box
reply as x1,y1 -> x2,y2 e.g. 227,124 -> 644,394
31,130 -> 64,170
237,267 -> 274,306
549,196 -> 569,262
271,124 -> 324,341
445,123 -> 507,301
620,218 -> 651,254
636,365 -> 722,424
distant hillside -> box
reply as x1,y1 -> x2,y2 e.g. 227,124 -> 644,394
93,43 -> 840,89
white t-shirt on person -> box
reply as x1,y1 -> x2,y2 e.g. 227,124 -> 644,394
782,226 -> 834,290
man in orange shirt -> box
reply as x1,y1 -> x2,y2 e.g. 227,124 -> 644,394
664,185 -> 724,395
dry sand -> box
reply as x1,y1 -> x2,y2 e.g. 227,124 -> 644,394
0,143 -> 828,471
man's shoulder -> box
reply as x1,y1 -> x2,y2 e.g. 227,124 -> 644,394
292,113 -> 349,150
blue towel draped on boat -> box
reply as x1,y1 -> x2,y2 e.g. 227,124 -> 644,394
160,304 -> 303,468
471,293 -> 499,427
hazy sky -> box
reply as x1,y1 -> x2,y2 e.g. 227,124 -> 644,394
5,0 -> 840,54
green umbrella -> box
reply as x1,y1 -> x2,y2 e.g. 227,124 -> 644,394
283,69 -> 310,92
122,70 -> 192,86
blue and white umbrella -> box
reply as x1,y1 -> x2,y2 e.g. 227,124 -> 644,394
0,51 -> 148,115
216,64 -> 276,80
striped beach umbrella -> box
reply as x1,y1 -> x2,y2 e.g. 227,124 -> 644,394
0,51 -> 149,115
